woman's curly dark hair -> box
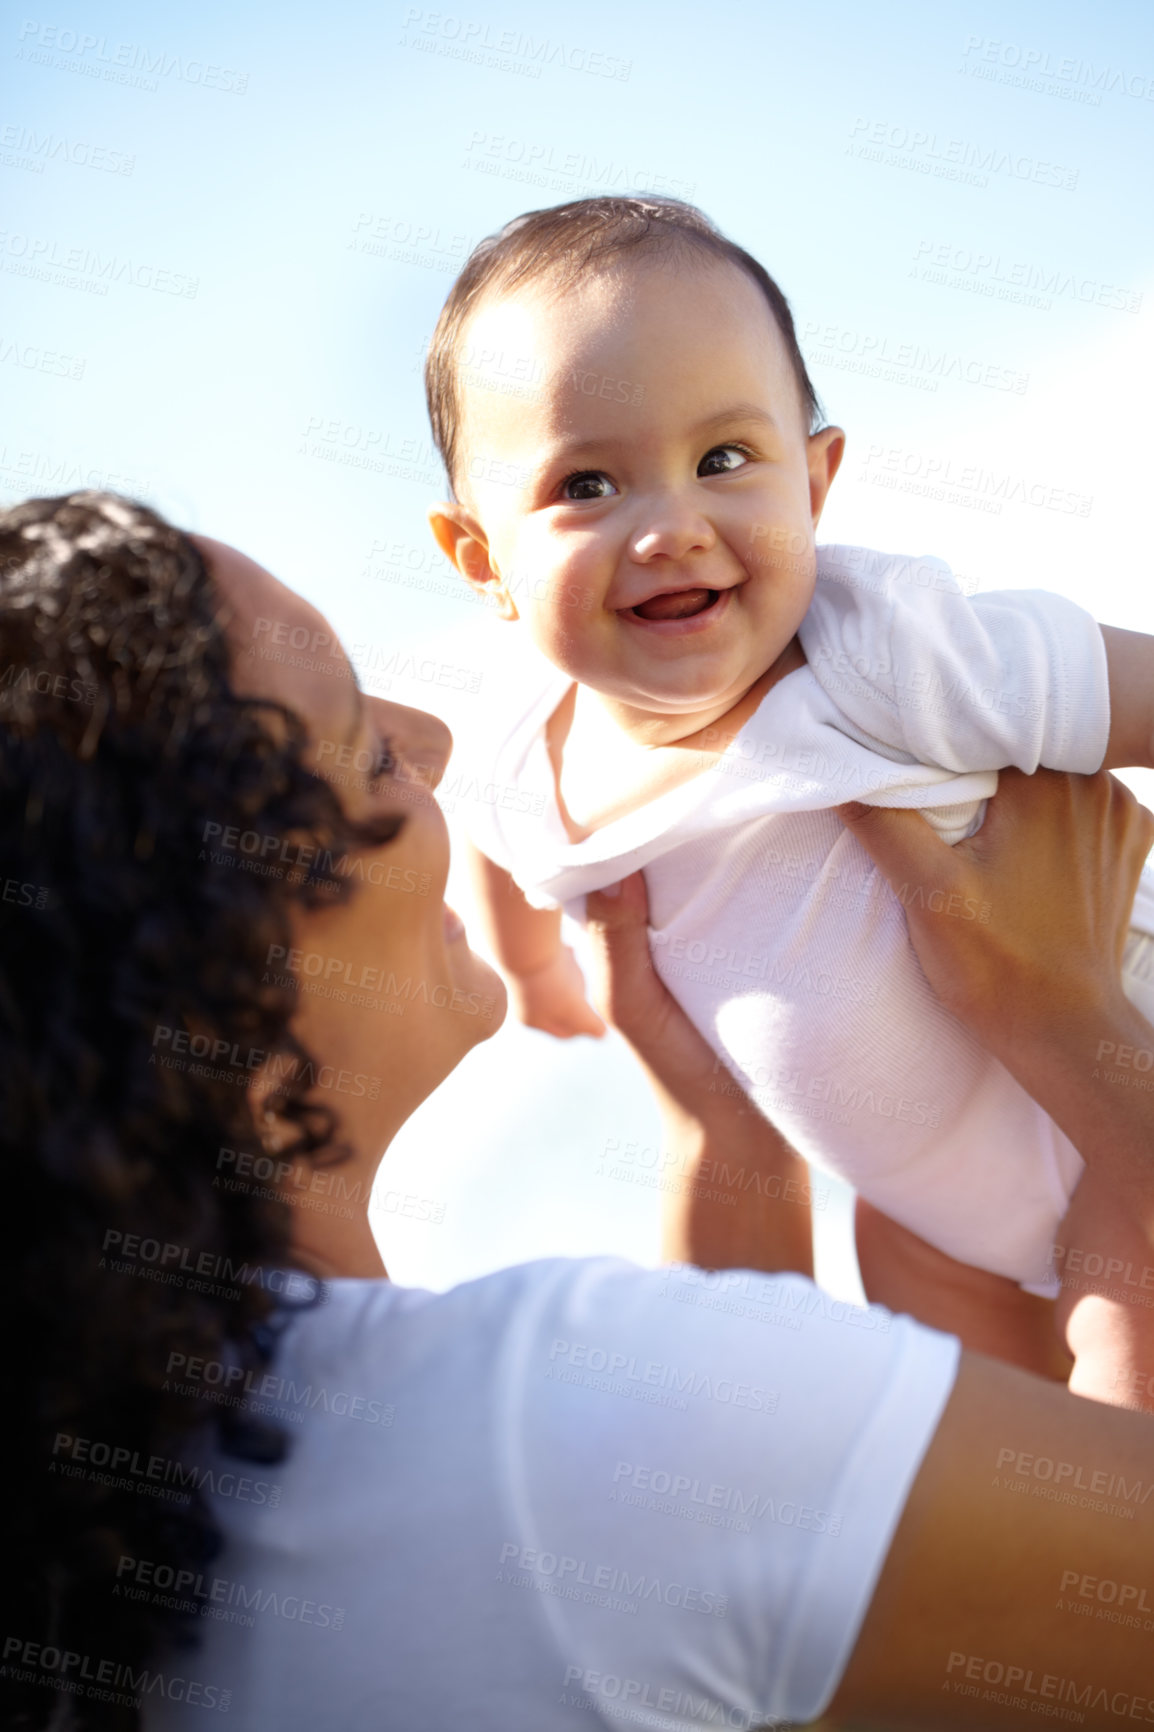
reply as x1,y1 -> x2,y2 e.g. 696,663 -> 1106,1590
0,492 -> 401,1730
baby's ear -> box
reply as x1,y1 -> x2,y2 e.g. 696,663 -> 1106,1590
427,503 -> 519,619
806,425 -> 846,525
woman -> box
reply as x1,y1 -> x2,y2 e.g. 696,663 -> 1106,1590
3,491 -> 1152,1732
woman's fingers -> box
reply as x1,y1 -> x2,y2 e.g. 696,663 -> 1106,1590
837,771 -> 1154,1043
1101,774 -> 1154,965
584,873 -> 662,1036
835,798 -> 990,1020
835,801 -> 952,894
584,874 -> 720,1085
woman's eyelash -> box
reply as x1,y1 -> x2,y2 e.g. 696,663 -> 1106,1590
372,738 -> 397,779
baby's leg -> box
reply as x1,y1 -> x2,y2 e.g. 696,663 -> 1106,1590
854,1198 -> 1072,1380
1054,1170 -> 1154,1413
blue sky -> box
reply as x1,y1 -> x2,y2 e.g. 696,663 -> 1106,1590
4,0 -> 1153,1294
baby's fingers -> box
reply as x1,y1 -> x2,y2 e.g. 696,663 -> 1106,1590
525,1007 -> 605,1040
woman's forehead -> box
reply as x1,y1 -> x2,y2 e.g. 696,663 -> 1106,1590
196,536 -> 359,744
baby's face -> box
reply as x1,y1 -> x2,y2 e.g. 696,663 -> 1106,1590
445,258 -> 841,720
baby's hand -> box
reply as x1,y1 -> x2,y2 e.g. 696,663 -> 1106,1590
509,947 -> 606,1039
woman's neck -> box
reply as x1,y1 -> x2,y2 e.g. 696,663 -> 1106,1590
275,1107 -> 400,1279
289,1211 -> 388,1281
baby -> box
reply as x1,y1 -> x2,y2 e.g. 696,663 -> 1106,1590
422,195 -> 1154,1407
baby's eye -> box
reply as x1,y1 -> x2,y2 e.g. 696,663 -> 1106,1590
698,444 -> 751,477
561,471 -> 618,502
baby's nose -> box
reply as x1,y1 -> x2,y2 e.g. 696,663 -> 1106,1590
629,497 -> 716,562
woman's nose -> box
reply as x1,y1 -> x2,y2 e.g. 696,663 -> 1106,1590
369,698 -> 453,792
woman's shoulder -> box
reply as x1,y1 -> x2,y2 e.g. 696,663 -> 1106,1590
266,1258 -> 957,1536
294,1256 -> 954,1403
285,1256 -> 816,1371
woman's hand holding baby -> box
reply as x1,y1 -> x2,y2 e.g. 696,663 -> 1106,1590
838,768 -> 1154,1222
585,873 -> 814,1277
837,768 -> 1153,1062
580,772 -> 1154,1298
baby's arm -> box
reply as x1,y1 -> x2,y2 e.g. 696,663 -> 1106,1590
1099,623 -> 1154,767
468,844 -> 604,1038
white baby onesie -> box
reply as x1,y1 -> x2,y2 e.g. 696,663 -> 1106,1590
463,545 -> 1154,1294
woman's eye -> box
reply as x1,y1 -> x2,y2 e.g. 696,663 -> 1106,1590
371,738 -> 397,781
561,471 -> 618,502
698,444 -> 751,477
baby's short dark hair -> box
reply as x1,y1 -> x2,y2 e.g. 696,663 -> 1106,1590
424,195 -> 825,497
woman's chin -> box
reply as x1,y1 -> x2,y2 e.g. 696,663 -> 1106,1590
475,955 -> 508,1036
446,945 -> 508,1047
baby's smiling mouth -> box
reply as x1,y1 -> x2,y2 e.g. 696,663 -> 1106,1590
629,588 -> 719,622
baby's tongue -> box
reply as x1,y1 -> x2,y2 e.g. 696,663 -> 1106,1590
632,588 -> 713,621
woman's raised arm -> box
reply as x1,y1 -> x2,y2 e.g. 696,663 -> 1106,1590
592,769 -> 1154,1726
585,875 -> 815,1278
832,1341 -> 1154,1728
837,771 -> 1154,1216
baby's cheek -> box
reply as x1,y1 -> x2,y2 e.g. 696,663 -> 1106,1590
525,588 -> 602,667
743,519 -> 815,579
